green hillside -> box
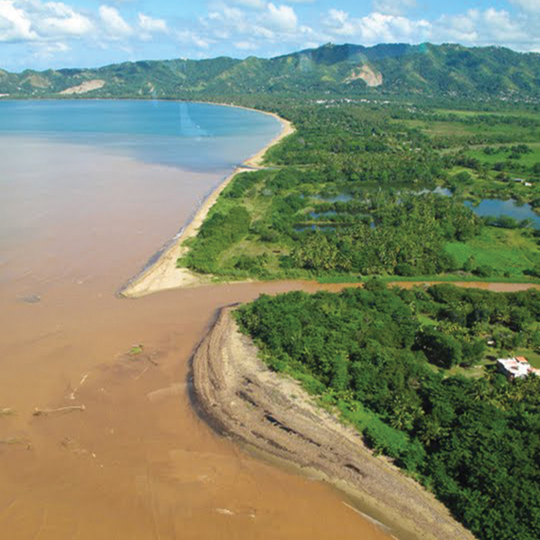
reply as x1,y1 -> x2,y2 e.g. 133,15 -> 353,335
1,43 -> 539,100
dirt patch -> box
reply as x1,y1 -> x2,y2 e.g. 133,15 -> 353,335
345,64 -> 383,87
192,307 -> 476,540
60,80 -> 106,95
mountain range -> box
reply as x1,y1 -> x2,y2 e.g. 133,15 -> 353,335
1,42 -> 539,100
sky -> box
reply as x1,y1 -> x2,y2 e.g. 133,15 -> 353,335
1,0 -> 540,72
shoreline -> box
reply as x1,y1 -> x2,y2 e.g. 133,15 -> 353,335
119,105 -> 294,298
191,307 -> 477,540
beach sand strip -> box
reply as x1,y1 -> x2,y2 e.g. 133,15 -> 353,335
120,109 -> 294,298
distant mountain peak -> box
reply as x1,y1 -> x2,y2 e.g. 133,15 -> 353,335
1,43 -> 538,100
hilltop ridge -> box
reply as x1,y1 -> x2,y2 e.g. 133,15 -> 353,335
1,42 -> 539,101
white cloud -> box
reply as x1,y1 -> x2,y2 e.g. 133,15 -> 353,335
99,5 -> 132,38
193,2 -> 540,57
320,7 -> 540,52
325,9 -> 354,36
373,0 -> 417,16
324,9 -> 431,43
176,29 -> 212,49
32,40 -> 69,59
0,0 -> 37,41
0,0 -> 93,42
37,3 -> 93,37
510,0 -> 540,14
265,3 -> 297,32
203,1 -> 303,48
138,13 -> 167,34
234,40 -> 257,50
434,8 -> 534,49
1,0 -> 540,70
434,10 -> 478,43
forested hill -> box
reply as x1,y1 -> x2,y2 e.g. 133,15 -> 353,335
1,43 -> 539,101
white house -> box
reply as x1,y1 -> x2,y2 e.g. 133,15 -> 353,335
497,356 -> 540,379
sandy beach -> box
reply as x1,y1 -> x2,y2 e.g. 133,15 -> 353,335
120,108 -> 294,298
192,307 -> 477,540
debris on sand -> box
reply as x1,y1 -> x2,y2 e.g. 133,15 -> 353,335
19,294 -> 41,304
33,405 -> 86,417
0,437 -> 31,449
215,508 -> 235,516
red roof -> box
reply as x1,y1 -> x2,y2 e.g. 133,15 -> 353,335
516,356 -> 528,363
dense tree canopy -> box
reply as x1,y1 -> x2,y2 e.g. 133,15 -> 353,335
236,284 -> 540,540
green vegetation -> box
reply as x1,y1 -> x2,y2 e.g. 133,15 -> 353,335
445,227 -> 540,279
236,283 -> 540,540
2,43 -> 540,100
179,101 -> 540,283
128,344 -> 144,356
393,108 -> 540,205
5,44 -> 540,286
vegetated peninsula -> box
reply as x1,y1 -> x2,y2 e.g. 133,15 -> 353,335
192,282 -> 540,540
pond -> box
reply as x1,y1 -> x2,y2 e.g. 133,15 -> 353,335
294,224 -> 337,232
309,211 -> 338,219
306,186 -> 540,230
314,192 -> 354,203
465,199 -> 540,229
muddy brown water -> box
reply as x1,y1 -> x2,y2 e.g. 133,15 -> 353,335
2,138 -> 537,540
0,139 -> 394,540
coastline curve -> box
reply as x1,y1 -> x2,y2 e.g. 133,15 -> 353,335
119,103 -> 294,298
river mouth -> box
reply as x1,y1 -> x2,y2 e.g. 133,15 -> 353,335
0,120 -> 393,538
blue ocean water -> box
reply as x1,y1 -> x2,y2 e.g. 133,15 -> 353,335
0,100 -> 282,171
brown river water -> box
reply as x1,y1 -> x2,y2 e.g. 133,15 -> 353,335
0,138 -> 395,540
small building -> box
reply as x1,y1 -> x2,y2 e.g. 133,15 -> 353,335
497,356 -> 539,379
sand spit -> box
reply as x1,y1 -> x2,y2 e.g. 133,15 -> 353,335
192,308 -> 476,540
120,108 -> 294,298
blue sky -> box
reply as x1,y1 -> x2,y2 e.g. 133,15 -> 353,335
1,0 -> 539,71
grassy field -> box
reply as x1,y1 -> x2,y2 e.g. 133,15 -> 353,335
317,273 -> 540,286
398,115 -> 539,145
445,358 -> 496,380
445,227 -> 540,278
437,109 -> 540,121
467,142 -> 540,169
